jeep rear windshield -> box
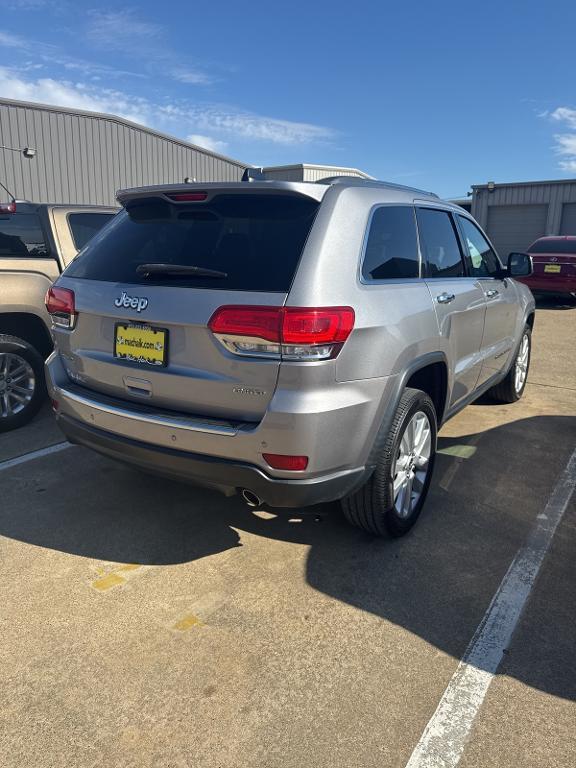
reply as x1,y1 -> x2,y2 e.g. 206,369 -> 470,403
64,194 -> 319,291
528,239 -> 576,255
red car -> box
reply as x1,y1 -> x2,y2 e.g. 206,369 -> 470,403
519,236 -> 576,296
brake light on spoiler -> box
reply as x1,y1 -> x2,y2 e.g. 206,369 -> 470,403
208,306 -> 354,361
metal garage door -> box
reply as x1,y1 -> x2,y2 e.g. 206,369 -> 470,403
560,202 -> 576,235
487,204 -> 548,258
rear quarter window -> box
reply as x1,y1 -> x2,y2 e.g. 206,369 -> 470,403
0,213 -> 49,258
65,194 -> 319,292
361,206 -> 420,280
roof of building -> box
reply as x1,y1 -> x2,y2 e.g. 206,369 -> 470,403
0,97 -> 248,170
262,163 -> 373,178
472,178 -> 576,190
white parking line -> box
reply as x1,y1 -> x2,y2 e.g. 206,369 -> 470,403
405,445 -> 576,768
0,441 -> 73,472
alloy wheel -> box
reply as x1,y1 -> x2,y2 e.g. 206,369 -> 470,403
0,353 -> 36,419
393,410 -> 432,519
514,334 -> 530,393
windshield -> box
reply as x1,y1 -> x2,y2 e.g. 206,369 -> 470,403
64,194 -> 319,291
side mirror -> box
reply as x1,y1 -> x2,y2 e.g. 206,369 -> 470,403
508,252 -> 533,277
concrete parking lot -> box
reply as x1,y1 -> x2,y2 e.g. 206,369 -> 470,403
1,300 -> 575,768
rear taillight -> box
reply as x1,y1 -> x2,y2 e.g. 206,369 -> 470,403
208,306 -> 354,361
45,287 -> 76,329
0,201 -> 16,214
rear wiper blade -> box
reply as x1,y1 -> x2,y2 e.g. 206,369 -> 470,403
136,263 -> 227,279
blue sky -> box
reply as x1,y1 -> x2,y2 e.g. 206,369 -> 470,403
1,0 -> 575,197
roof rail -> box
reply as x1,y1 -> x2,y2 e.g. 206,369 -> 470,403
316,175 -> 439,198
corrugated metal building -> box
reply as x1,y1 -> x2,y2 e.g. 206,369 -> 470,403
261,163 -> 372,182
0,97 -> 247,206
471,178 -> 576,256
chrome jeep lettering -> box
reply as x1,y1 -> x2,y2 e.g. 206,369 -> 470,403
114,291 -> 149,312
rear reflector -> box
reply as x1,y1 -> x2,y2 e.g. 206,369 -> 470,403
208,306 -> 354,361
166,192 -> 208,202
45,286 -> 76,328
263,453 -> 309,471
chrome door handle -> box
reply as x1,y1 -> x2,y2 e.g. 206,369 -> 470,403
485,289 -> 499,298
436,292 -> 455,304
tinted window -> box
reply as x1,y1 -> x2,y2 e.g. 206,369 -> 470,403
0,213 -> 49,258
69,212 -> 115,251
458,216 -> 501,277
417,208 -> 465,278
362,206 -> 419,280
65,195 -> 319,292
528,239 -> 576,255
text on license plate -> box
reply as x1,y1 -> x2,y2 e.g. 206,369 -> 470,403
544,264 -> 561,273
114,324 -> 168,366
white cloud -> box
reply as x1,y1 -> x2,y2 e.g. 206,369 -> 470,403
548,107 -> 576,173
0,69 -> 334,149
0,28 -> 141,79
6,0 -> 50,7
0,31 -> 28,47
554,134 -> 576,172
0,68 -> 149,124
176,106 -> 333,145
171,69 -> 214,86
86,10 -> 214,86
86,10 -> 162,49
550,107 -> 576,130
186,134 -> 228,153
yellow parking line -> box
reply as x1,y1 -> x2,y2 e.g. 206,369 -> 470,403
92,572 -> 126,591
91,563 -> 144,591
437,445 -> 477,459
172,614 -> 204,631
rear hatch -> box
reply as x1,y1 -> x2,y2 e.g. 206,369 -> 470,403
528,239 -> 576,278
58,185 -> 322,422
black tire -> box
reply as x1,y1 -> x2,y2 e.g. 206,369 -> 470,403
0,334 -> 46,433
489,325 -> 531,404
341,387 -> 437,537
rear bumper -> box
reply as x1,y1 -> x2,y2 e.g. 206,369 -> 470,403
517,274 -> 576,294
57,413 -> 365,508
45,352 -> 391,508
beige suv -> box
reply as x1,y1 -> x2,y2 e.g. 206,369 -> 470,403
0,200 -> 116,431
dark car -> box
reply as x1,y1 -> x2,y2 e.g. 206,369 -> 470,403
518,236 -> 576,297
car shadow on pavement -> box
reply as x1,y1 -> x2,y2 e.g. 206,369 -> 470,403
0,414 -> 575,701
534,295 -> 576,311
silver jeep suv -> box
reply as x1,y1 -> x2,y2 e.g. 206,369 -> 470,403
45,178 -> 535,536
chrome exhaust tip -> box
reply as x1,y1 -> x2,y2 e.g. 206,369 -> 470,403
241,489 -> 262,508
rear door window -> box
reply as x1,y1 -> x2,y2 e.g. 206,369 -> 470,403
362,205 -> 420,280
68,212 -> 115,251
65,194 -> 319,292
0,213 -> 49,258
416,208 -> 466,278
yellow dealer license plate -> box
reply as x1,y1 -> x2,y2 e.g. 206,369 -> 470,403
114,323 -> 168,367
544,264 -> 561,273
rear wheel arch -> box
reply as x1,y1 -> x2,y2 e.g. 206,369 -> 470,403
405,359 -> 448,426
0,312 -> 53,359
364,352 -> 448,474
